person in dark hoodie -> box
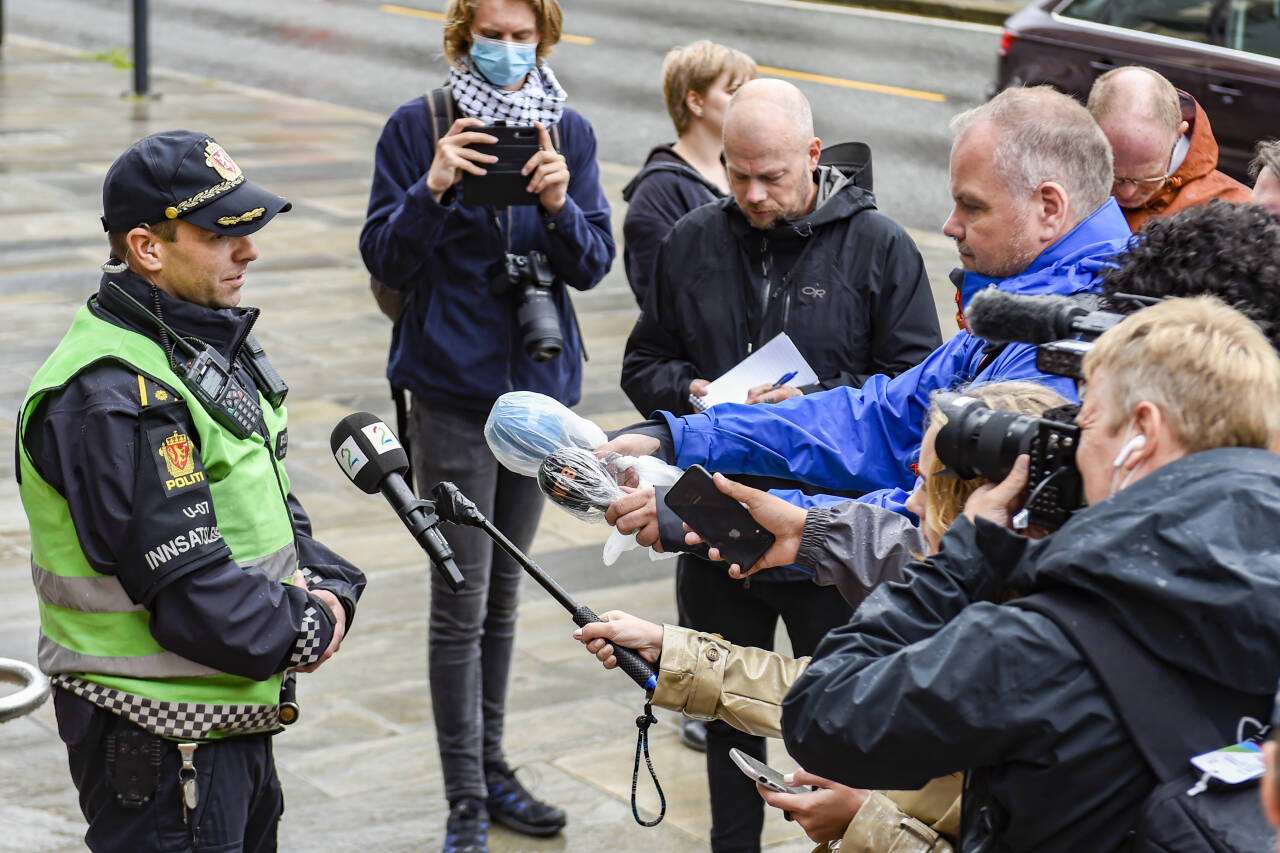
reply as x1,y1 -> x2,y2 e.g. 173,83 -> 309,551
621,40 -> 756,306
782,295 -> 1280,852
620,77 -> 941,853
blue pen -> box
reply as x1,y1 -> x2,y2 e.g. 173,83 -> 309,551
769,370 -> 798,391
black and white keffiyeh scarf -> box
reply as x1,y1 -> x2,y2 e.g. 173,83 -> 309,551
449,57 -> 567,127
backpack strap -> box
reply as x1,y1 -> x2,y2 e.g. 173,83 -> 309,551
421,84 -> 457,150
1009,590 -> 1224,783
622,161 -> 722,204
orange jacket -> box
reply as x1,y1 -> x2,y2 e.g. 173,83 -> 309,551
1123,96 -> 1250,232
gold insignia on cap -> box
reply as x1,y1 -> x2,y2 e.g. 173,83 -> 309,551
204,140 -> 243,183
164,206 -> 180,219
216,207 -> 266,227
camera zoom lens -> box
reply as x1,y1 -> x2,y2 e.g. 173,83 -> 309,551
934,397 -> 1037,482
518,285 -> 563,362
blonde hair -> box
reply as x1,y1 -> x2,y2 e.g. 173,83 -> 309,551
1083,296 -> 1280,452
922,381 -> 1070,547
661,41 -> 756,136
442,0 -> 562,66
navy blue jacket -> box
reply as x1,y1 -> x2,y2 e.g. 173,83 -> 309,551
360,99 -> 614,411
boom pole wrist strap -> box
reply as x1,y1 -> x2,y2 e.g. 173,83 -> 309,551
631,694 -> 665,827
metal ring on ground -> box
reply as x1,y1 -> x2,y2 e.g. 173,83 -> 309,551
0,658 -> 50,723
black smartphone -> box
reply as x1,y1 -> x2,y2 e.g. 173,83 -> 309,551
664,465 -> 775,570
461,124 -> 542,208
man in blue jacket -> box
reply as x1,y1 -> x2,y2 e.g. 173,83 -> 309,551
601,85 -> 1132,544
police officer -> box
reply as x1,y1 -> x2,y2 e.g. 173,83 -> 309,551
16,130 -> 365,852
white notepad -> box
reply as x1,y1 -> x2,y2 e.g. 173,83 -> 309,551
690,332 -> 818,411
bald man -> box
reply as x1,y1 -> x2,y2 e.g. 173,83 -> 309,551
1088,65 -> 1249,231
620,77 -> 941,853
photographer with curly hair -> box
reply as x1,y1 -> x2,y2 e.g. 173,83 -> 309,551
1101,200 -> 1280,352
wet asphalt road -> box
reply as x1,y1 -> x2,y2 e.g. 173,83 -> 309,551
8,0 -> 1001,232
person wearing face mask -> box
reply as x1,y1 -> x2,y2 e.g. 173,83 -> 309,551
359,2 -> 613,851
776,297 -> 1280,852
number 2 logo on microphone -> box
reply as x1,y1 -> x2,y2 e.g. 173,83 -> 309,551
334,436 -> 368,479
361,422 -> 403,454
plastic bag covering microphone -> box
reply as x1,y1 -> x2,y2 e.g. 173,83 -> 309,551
537,447 -> 623,521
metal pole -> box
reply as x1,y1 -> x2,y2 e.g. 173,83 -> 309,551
132,0 -> 149,97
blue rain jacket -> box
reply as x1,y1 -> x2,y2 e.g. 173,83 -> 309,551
659,199 -> 1132,506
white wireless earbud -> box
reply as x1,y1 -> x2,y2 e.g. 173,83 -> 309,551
1112,434 -> 1146,468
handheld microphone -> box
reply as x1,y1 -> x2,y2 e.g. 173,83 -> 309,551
965,288 -> 1100,345
330,412 -> 465,591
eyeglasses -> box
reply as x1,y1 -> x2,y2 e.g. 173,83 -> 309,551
1112,141 -> 1178,190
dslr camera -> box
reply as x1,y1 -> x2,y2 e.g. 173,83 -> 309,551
935,291 -> 1157,529
490,250 -> 563,363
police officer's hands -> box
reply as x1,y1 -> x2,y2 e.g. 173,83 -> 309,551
573,610 -> 663,667
292,570 -> 348,673
605,486 -> 663,551
757,769 -> 869,844
523,122 -> 569,217
425,117 -> 499,202
683,472 -> 805,578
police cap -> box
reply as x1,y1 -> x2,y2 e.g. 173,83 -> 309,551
101,129 -> 291,237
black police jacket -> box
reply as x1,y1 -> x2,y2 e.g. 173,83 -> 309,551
781,448 -> 1280,852
620,171 -> 942,419
23,268 -> 365,683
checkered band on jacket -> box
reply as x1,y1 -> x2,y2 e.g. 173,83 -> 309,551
288,604 -> 326,668
53,675 -> 280,740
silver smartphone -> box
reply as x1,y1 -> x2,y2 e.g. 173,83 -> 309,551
728,747 -> 816,795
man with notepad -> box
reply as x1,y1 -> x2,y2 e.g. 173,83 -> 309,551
618,78 -> 941,853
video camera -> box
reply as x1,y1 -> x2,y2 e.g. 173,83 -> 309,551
934,289 -> 1159,529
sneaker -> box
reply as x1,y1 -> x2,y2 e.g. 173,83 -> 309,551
484,761 -> 567,837
680,718 -> 708,752
443,797 -> 488,853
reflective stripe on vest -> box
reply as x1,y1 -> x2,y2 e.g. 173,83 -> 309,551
18,302 -> 295,718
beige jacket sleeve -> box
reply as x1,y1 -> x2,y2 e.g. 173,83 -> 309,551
651,624 -> 806,738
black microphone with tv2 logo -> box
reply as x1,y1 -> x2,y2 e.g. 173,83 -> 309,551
330,412 -> 464,591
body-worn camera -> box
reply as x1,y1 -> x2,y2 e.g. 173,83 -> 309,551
934,394 -> 1083,531
491,250 -> 563,363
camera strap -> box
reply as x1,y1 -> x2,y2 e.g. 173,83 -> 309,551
630,697 -> 666,827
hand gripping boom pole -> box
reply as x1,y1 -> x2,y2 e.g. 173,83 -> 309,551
432,481 -> 659,692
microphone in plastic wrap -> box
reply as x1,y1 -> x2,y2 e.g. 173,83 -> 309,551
330,412 -> 465,591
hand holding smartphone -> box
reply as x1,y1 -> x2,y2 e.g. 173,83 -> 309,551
729,748 -> 816,795
663,465 -> 775,570
460,124 -> 542,208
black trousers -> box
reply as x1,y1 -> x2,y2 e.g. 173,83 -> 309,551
56,690 -> 282,853
677,555 -> 853,853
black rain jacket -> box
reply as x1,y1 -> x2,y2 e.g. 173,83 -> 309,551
621,171 -> 942,418
782,448 -> 1280,852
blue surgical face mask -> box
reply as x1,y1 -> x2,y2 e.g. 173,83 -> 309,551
470,34 -> 537,88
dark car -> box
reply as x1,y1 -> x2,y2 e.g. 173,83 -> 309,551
993,0 -> 1280,180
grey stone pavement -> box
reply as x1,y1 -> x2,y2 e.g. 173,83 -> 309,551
0,37 -> 964,852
